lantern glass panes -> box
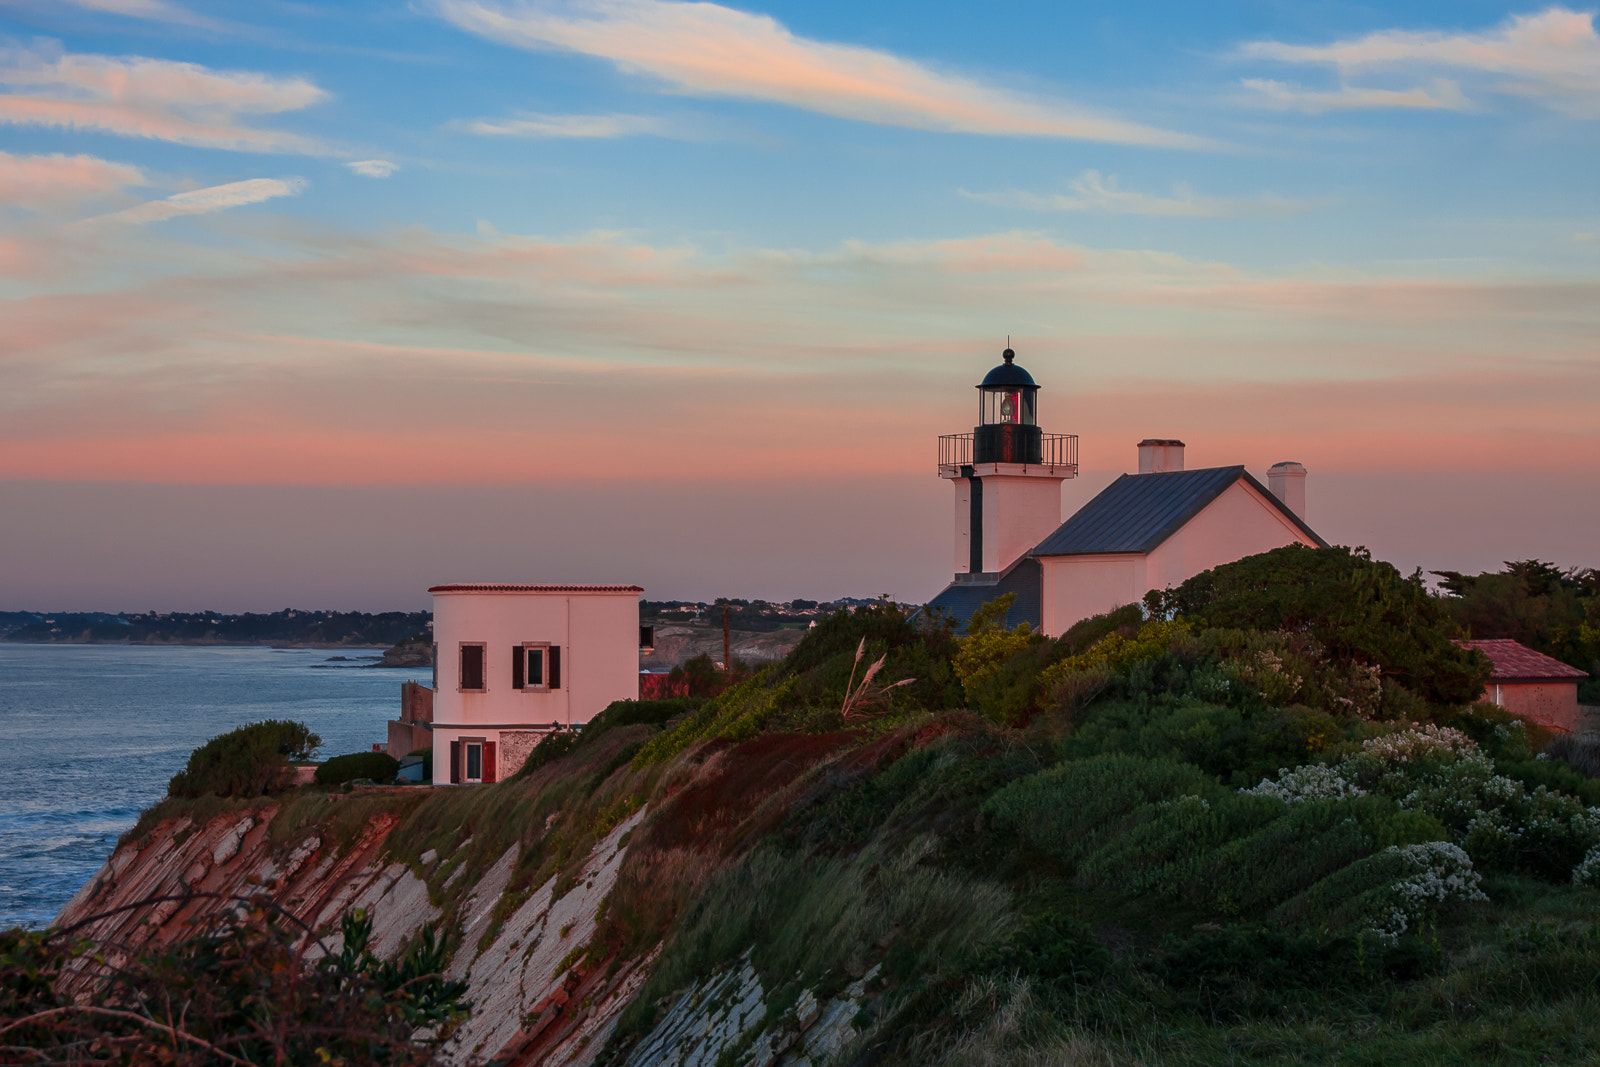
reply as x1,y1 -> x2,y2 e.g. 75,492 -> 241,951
980,387 -> 1036,426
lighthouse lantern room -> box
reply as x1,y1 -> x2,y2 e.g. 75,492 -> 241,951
938,348 -> 1078,580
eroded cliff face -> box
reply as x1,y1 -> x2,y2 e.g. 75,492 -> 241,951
55,800 -> 663,1067
53,722 -> 894,1067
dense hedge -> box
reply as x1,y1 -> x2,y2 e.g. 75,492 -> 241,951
315,751 -> 400,787
168,720 -> 321,798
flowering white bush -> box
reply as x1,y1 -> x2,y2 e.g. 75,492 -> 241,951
1360,724 -> 1483,764
1369,841 -> 1487,943
1573,845 -> 1600,887
1244,763 -> 1365,803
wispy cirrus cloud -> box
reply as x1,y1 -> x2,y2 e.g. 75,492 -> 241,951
435,0 -> 1208,147
1239,7 -> 1600,117
460,111 -> 668,138
0,46 -> 333,153
47,0 -> 221,29
0,150 -> 146,210
86,176 -> 306,225
961,170 -> 1313,218
1240,77 -> 1470,113
345,159 -> 399,177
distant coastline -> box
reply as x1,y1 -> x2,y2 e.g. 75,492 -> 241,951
0,609 -> 431,650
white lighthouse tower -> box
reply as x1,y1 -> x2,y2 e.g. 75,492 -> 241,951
936,347 -> 1078,580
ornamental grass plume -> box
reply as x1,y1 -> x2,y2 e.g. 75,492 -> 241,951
841,637 -> 915,718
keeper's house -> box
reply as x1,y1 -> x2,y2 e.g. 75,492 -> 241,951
430,583 -> 643,784
1458,638 -> 1591,733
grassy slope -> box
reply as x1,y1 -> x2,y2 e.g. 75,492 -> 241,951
110,579 -> 1600,1066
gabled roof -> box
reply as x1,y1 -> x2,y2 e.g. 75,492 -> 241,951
1458,639 -> 1590,682
1032,466 -> 1326,558
925,557 -> 1042,631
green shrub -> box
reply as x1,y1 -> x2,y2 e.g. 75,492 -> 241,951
633,672 -> 798,766
510,730 -> 580,779
983,754 -> 1218,868
1147,545 -> 1491,706
1274,840 -> 1486,941
784,599 -> 962,711
168,719 -> 321,798
978,910 -> 1110,986
1064,698 -> 1344,787
315,751 -> 399,787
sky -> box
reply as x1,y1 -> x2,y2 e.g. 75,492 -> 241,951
0,0 -> 1596,611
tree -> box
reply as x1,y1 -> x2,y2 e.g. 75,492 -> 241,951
1433,560 -> 1600,678
168,720 -> 321,798
1147,545 -> 1491,706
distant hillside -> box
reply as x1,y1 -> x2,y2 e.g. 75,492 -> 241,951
0,609 -> 431,648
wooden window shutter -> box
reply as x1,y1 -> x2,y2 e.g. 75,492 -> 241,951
512,647 -> 524,690
549,646 -> 561,689
450,740 -> 461,784
460,644 -> 484,690
484,741 -> 497,783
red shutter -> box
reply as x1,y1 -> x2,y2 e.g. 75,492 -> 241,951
484,741 -> 497,783
512,647 -> 524,690
549,646 -> 561,690
450,740 -> 461,784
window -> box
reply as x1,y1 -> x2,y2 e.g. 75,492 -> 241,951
465,742 -> 482,782
513,644 -> 560,691
459,643 -> 485,692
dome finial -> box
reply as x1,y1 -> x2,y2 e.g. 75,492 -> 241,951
1002,336 -> 1015,364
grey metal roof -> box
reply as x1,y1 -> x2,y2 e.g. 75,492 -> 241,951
1032,466 -> 1327,557
924,557 -> 1042,631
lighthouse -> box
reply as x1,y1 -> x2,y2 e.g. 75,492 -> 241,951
926,348 -> 1326,635
937,347 -> 1078,580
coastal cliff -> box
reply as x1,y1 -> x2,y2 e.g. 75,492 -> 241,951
56,718 -> 879,1067
47,573 -> 1600,1065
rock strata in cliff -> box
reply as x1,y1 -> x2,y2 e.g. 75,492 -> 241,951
55,797 -> 660,1067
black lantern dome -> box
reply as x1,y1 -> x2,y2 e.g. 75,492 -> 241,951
974,348 -> 1042,463
979,348 -> 1037,389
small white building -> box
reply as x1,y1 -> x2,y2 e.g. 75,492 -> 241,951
430,583 -> 643,784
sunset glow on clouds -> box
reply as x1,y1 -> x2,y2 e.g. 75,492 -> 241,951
1,0 -> 1597,606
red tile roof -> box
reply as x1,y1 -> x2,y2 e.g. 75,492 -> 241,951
428,584 -> 643,594
1457,639 -> 1590,681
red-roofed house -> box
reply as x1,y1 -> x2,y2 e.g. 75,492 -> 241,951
1458,638 -> 1591,732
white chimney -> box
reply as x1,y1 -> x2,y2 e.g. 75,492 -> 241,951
1267,461 -> 1307,520
1137,439 -> 1185,474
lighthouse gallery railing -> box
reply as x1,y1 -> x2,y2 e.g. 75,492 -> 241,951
938,432 -> 1078,477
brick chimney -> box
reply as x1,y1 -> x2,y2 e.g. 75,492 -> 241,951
1267,461 -> 1307,520
1137,439 -> 1185,474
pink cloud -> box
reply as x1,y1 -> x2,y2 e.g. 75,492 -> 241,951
437,0 -> 1208,146
1241,7 -> 1600,117
0,150 -> 145,210
0,47 -> 334,153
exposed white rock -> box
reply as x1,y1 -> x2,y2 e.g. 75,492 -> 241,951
212,816 -> 256,866
440,806 -> 648,1067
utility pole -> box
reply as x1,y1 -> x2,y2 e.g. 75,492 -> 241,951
723,605 -> 731,674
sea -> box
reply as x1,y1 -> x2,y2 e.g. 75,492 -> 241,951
0,644 -> 430,930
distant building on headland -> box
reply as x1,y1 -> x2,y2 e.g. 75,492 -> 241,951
386,583 -> 646,784
1458,638 -> 1591,733
927,348 -> 1326,635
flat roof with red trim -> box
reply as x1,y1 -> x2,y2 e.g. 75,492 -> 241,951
1457,638 -> 1590,682
428,584 -> 644,594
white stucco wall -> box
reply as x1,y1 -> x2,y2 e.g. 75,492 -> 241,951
1038,479 -> 1318,636
982,475 -> 1065,574
431,587 -> 641,779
